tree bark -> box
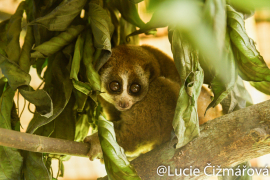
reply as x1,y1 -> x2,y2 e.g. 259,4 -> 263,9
131,100 -> 270,179
1,100 -> 270,179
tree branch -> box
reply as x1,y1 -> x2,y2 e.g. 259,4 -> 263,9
131,100 -> 270,179
1,100 -> 270,179
0,128 -> 90,157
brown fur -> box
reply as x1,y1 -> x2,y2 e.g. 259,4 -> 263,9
115,77 -> 180,158
141,45 -> 181,83
84,45 -> 223,160
98,45 -> 160,115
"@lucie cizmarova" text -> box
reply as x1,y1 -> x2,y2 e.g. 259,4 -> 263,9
157,164 -> 270,177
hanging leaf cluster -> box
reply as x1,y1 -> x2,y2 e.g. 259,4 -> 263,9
0,0 -> 143,179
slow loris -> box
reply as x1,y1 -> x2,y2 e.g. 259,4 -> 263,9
84,45 -> 222,160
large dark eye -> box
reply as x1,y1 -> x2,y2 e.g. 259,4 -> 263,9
109,81 -> 120,92
130,83 -> 140,93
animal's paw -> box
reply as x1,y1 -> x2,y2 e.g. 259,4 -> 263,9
84,133 -> 103,161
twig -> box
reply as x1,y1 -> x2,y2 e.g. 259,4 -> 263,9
28,102 -> 34,114
19,97 -> 26,118
17,89 -> 19,115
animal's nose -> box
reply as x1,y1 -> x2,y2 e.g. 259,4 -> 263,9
119,101 -> 129,108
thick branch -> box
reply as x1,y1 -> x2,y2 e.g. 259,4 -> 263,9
131,100 -> 270,179
1,100 -> 270,179
0,128 -> 90,157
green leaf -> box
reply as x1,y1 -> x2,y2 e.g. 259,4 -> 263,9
35,58 -> 48,80
72,79 -> 92,96
70,28 -> 100,95
88,1 -> 114,70
62,43 -> 75,60
203,0 -> 226,51
75,114 -> 90,142
0,87 -> 23,180
98,115 -> 140,180
11,101 -> 20,131
227,5 -> 270,82
25,0 -> 35,22
250,81 -> 270,95
220,91 -> 239,114
109,9 -> 120,47
127,1 -> 202,37
27,53 -> 73,134
207,32 -> 237,110
5,1 -> 24,64
82,29 -> 101,91
120,18 -> 139,45
0,19 -> 9,56
50,94 -> 76,141
0,54 -> 31,90
72,87 -> 97,138
226,0 -> 254,19
200,0 -> 234,110
19,86 -> 53,118
0,54 -> 53,117
227,0 -> 270,10
70,32 -> 85,81
109,0 -> 145,28
169,28 -> 204,149
28,0 -> 65,46
73,92 -> 97,141
145,0 -> 165,12
221,77 -> 253,113
233,77 -> 253,108
42,56 -> 54,90
31,25 -> 85,58
0,77 -> 7,97
88,99 -> 99,131
74,89 -> 88,113
129,0 -> 144,4
19,26 -> 35,73
29,0 -> 88,31
23,152 -> 51,180
93,49 -> 102,68
58,159 -> 65,177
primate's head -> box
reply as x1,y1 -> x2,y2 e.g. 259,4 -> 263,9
99,45 -> 160,111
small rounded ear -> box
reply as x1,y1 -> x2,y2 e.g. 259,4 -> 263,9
144,62 -> 159,82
